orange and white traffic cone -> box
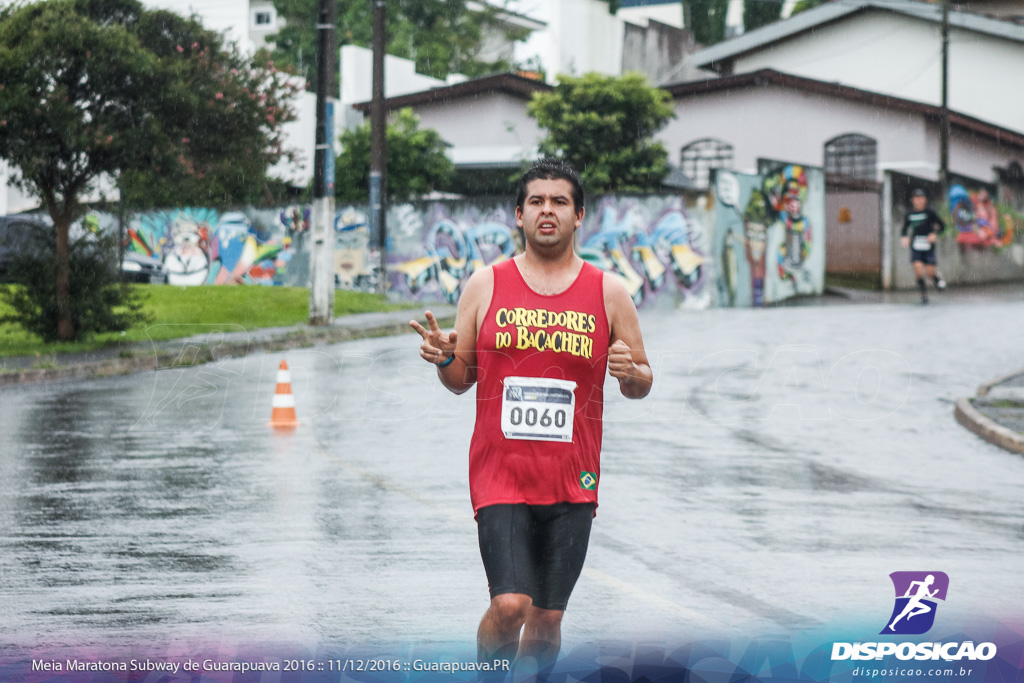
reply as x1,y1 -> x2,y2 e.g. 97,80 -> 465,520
268,359 -> 300,428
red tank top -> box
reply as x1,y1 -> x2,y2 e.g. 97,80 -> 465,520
468,258 -> 610,513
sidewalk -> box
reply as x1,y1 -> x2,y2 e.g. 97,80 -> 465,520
0,305 -> 456,387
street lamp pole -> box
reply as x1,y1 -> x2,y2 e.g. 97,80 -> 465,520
370,0 -> 388,295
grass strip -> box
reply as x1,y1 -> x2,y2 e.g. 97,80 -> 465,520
0,284 -> 414,358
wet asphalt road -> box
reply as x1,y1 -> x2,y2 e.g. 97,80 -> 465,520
2,292 -> 1023,655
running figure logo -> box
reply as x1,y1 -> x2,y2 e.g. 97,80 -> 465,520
881,571 -> 949,635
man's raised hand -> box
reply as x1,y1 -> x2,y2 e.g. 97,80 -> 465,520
410,310 -> 458,365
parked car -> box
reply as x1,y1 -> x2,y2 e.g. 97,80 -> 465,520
120,251 -> 168,284
0,214 -> 167,284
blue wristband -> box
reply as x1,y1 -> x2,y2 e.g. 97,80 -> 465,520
438,354 -> 455,368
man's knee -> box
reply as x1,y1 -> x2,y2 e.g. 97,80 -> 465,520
526,607 -> 564,632
489,593 -> 533,627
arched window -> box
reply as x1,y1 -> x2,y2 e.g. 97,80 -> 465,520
681,139 -> 733,189
824,133 -> 878,180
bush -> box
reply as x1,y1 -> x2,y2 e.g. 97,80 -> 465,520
0,223 -> 150,343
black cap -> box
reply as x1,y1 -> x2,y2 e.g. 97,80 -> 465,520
911,188 -> 927,197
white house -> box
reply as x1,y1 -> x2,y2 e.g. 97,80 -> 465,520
690,0 -> 1024,135
661,69 -> 1024,186
350,73 -> 550,195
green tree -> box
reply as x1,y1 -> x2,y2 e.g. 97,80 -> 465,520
271,0 -> 530,87
687,0 -> 729,46
0,0 -> 297,341
335,108 -> 454,203
527,72 -> 674,194
744,0 -> 782,33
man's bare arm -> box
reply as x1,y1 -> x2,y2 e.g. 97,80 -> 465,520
603,273 -> 653,399
410,267 -> 491,395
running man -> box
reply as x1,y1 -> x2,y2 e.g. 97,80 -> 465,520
889,574 -> 939,631
410,159 -> 653,672
901,188 -> 947,304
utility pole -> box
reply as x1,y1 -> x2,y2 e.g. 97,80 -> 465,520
371,0 -> 388,295
939,0 -> 950,194
117,172 -> 126,280
310,0 -> 337,325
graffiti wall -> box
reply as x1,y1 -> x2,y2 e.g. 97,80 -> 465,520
577,195 -> 711,309
384,194 -> 713,310
888,172 -> 1024,289
387,200 -> 520,305
35,187 -> 804,310
712,163 -> 827,307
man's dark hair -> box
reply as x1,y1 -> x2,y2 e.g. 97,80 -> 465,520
515,158 -> 584,214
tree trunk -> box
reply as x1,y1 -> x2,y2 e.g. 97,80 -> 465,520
54,215 -> 74,341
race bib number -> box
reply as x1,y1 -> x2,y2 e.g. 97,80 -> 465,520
501,376 -> 576,442
912,235 -> 932,251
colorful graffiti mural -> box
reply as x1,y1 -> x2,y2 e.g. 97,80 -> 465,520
578,196 -> 709,308
385,197 -> 710,308
949,184 -> 1014,249
128,209 -> 293,286
392,205 -> 520,304
30,188 -> 825,306
334,206 -> 381,292
714,165 -> 825,307
764,165 -> 813,283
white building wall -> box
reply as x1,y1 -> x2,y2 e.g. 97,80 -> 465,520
658,83 -> 1024,185
932,124 -> 1024,182
400,92 -> 542,166
511,0 -> 626,81
618,4 -> 684,29
339,45 -> 449,108
731,10 -> 1024,134
141,0 -> 252,51
659,85 -> 928,178
269,88 -> 318,185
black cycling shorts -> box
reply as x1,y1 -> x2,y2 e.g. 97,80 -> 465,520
476,502 -> 595,611
911,248 -> 937,265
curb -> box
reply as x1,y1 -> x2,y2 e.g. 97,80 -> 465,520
976,368 -> 1024,397
0,313 -> 455,388
954,396 -> 1024,457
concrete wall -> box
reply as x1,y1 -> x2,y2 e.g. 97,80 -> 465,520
732,10 -> 1024,135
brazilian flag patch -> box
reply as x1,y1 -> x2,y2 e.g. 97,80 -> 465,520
580,471 -> 597,490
